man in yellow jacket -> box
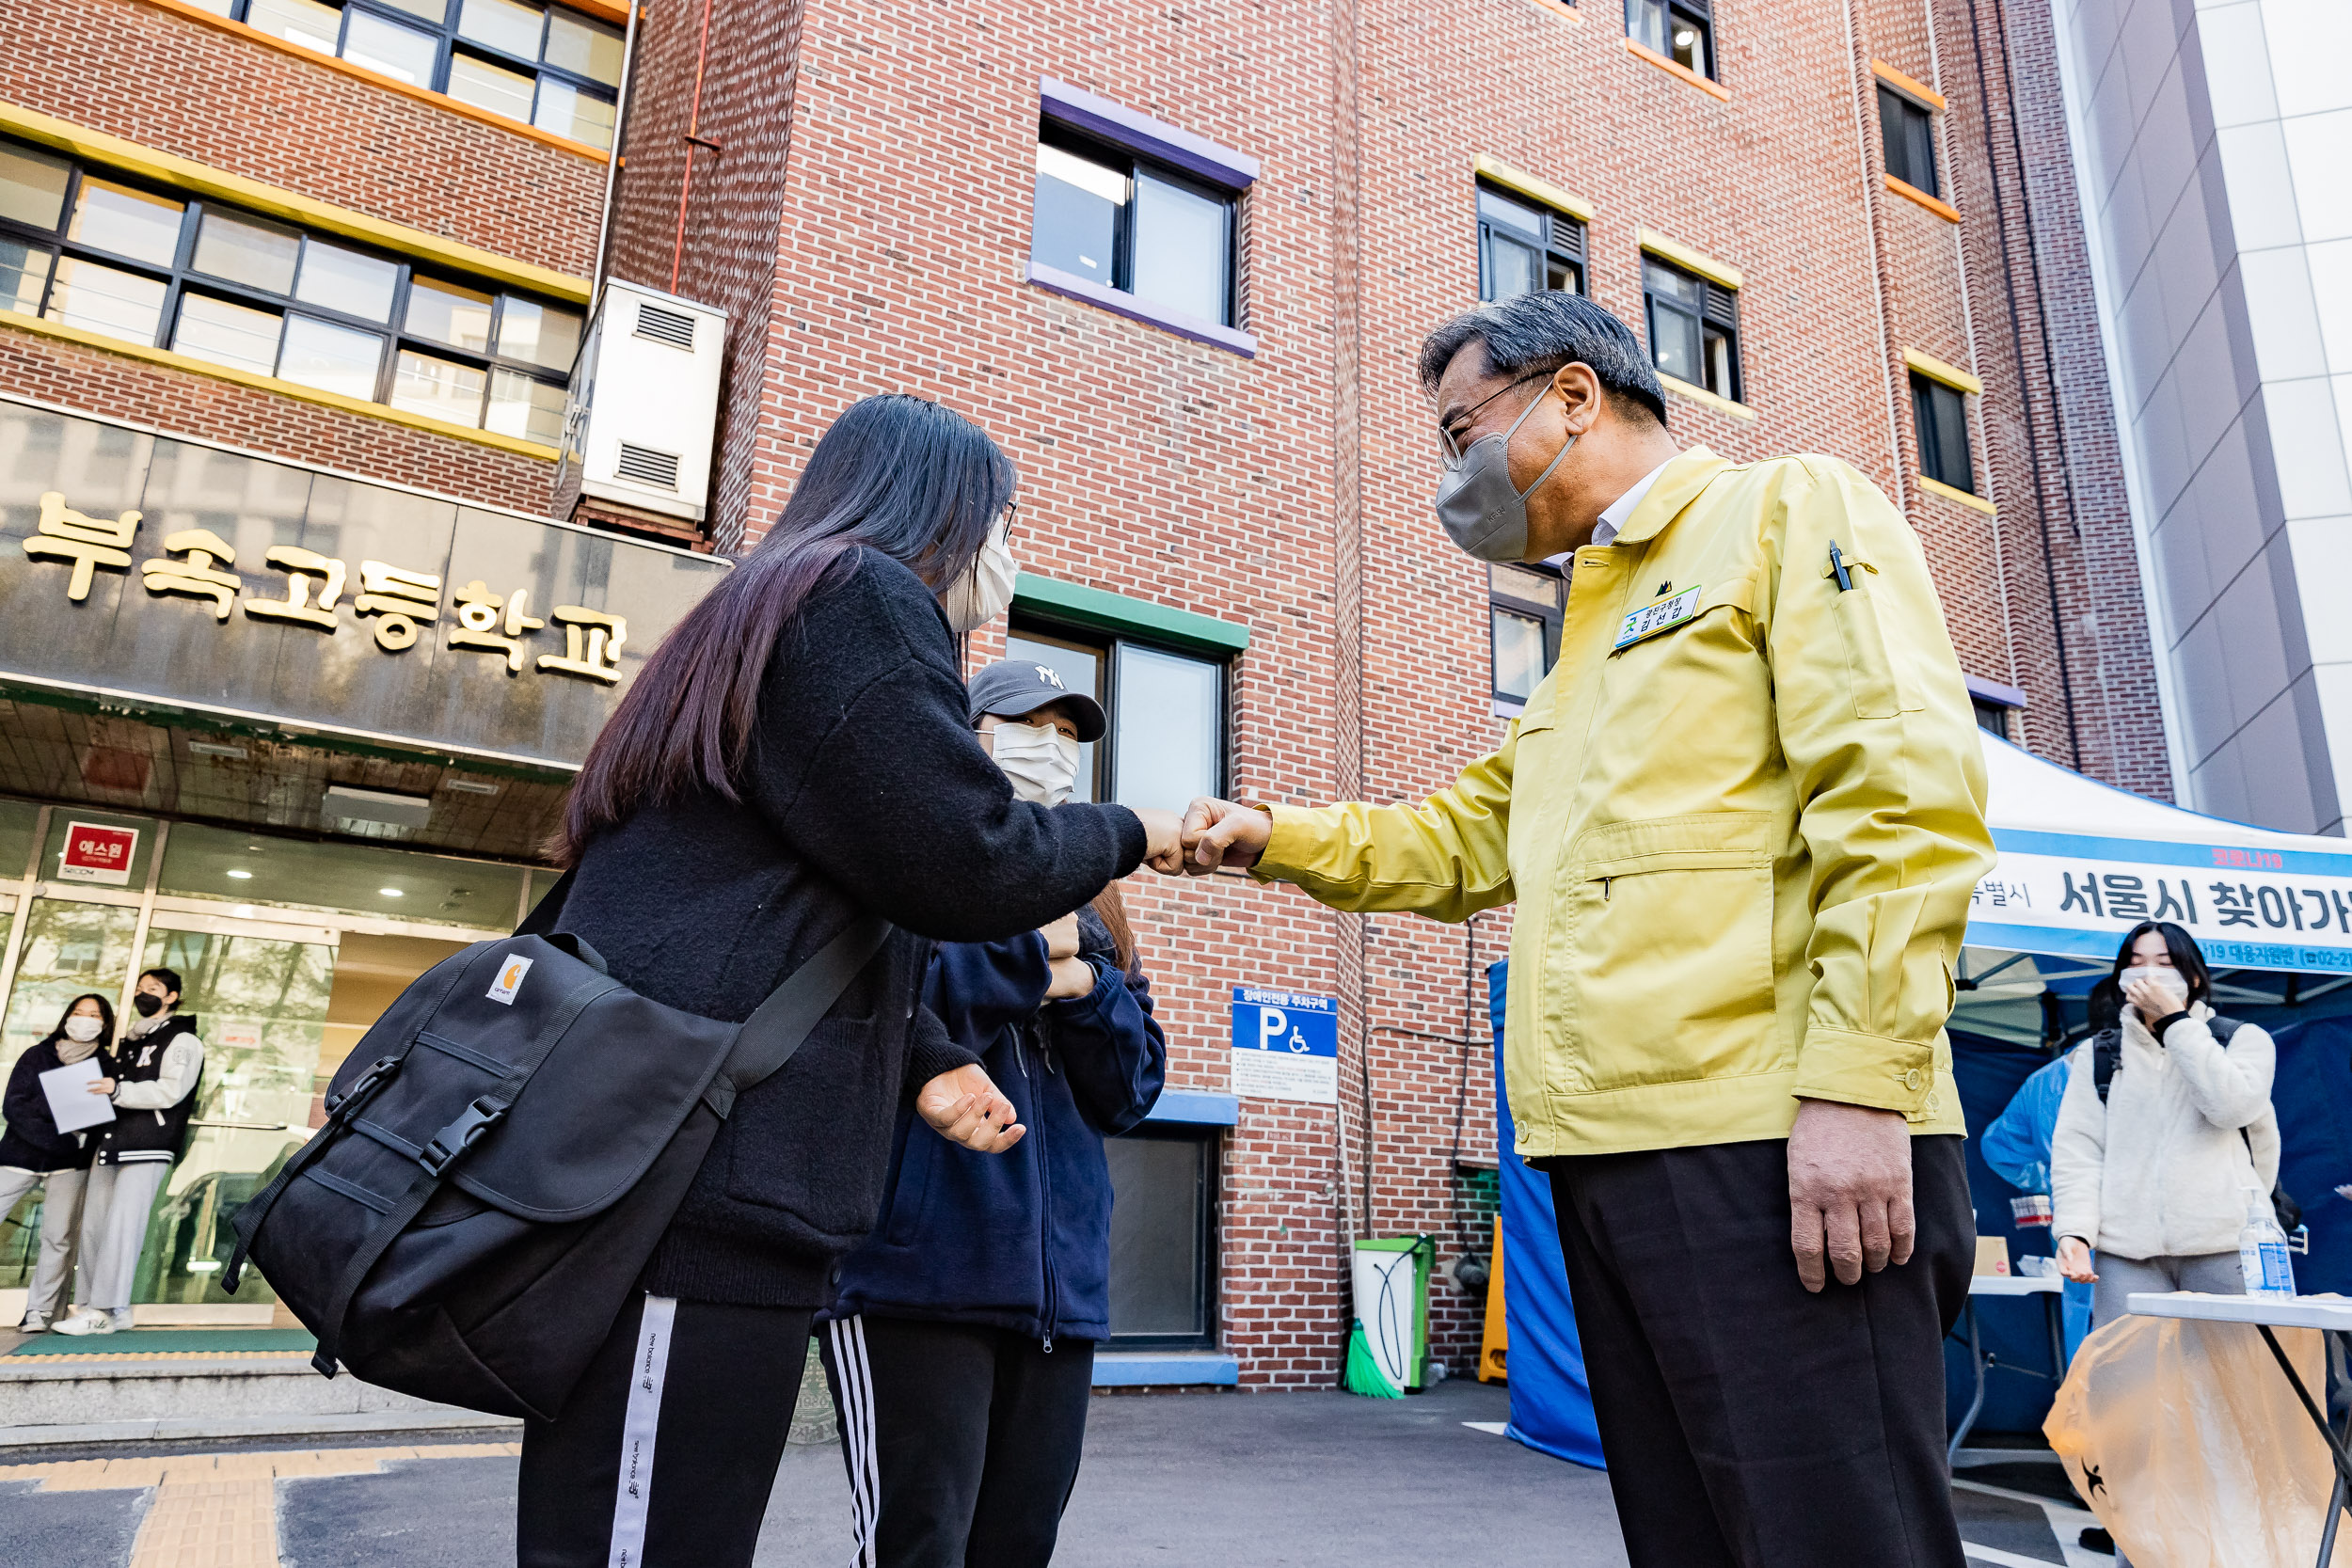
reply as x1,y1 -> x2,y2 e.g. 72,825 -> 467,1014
1177,292 -> 1994,1568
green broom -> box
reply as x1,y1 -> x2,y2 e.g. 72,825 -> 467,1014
1343,1316 -> 1404,1399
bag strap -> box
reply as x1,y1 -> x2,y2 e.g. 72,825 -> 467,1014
703,915 -> 892,1117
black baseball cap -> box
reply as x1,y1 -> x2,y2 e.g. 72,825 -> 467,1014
968,659 -> 1106,742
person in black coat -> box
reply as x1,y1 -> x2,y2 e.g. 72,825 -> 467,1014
819,661 -> 1169,1568
514,394 -> 1185,1568
0,993 -> 114,1331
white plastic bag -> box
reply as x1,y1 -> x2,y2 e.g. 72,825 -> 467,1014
2043,1313 -> 2349,1568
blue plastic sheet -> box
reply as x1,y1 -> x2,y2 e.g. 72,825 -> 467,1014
1487,959 -> 1607,1467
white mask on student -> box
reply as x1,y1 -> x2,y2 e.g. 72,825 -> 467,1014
940,517 -> 1018,633
2122,965 -> 2186,1008
63,1016 -> 103,1043
991,721 -> 1082,806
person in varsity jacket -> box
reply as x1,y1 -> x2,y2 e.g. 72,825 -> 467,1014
53,967 -> 203,1337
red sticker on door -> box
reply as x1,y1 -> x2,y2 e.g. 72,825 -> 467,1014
57,822 -> 138,885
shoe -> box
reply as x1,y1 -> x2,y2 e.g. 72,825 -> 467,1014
2080,1528 -> 2115,1555
51,1308 -> 118,1337
15,1311 -> 49,1333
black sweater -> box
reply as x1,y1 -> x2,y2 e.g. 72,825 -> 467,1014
0,1036 -> 94,1172
560,547 -> 1147,1306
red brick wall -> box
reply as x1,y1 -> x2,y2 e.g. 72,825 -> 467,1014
615,0 -> 2167,1387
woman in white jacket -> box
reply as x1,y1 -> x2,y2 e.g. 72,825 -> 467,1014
2052,921 -> 2280,1327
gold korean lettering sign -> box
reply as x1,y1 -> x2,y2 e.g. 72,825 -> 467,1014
18,493 -> 627,687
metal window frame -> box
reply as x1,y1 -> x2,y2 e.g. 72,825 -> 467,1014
1642,254 -> 1741,403
1033,121 -> 1240,330
220,0 -> 621,135
1003,614 -> 1232,811
1625,0 -> 1717,80
1473,182 -> 1586,304
1487,563 -> 1565,707
1104,1121 -> 1222,1352
1,137 -> 577,423
1910,371 -> 1975,494
1878,86 -> 1939,198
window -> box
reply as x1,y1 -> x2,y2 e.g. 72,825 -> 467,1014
1912,372 -> 1973,493
1489,563 -> 1563,710
1106,1128 -> 1217,1349
1879,87 -> 1938,197
1005,625 -> 1227,815
1971,697 -> 2010,739
1627,0 -> 1713,79
1030,125 -> 1236,328
1475,184 -> 1584,302
192,0 -> 621,149
0,138 -> 582,443
1643,256 -> 1740,402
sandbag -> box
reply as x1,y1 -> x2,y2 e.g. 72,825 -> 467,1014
2043,1312 -> 2349,1567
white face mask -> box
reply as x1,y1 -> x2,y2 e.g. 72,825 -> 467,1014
63,1016 -> 103,1043
2122,964 -> 2187,1008
940,516 -> 1017,633
990,721 -> 1082,806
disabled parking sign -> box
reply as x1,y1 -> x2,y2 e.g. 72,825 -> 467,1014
1230,987 -> 1339,1104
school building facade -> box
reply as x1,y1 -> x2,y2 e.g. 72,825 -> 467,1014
1,0 -> 2163,1386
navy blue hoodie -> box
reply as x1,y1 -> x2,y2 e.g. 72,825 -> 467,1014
827,905 -> 1166,1344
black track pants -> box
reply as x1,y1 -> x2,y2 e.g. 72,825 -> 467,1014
820,1314 -> 1097,1568
1544,1135 -> 1975,1568
516,1292 -> 812,1568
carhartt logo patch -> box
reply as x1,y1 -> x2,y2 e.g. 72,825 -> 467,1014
486,956 -> 532,1005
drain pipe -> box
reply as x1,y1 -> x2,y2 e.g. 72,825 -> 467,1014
588,0 -> 642,301
670,0 -> 719,294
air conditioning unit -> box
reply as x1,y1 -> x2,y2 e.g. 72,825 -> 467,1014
557,281 -> 726,524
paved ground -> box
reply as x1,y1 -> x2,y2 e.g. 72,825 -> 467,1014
0,1380 -> 2104,1566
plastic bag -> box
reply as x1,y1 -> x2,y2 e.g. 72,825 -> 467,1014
2043,1313 -> 2349,1567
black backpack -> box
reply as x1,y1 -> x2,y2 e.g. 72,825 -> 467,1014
226,878 -> 887,1421
2090,1015 -> 2301,1234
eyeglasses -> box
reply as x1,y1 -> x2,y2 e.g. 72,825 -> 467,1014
997,500 -> 1020,543
1437,372 -> 1552,467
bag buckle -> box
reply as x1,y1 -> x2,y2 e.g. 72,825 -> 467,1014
324,1054 -> 402,1118
418,1096 -> 509,1176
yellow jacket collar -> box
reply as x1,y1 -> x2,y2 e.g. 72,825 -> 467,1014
1608,446 -> 1730,546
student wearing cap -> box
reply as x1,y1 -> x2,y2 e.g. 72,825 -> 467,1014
818,658 -> 1167,1568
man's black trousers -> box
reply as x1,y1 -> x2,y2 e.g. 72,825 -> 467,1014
1544,1134 -> 1973,1568
819,1314 -> 1097,1568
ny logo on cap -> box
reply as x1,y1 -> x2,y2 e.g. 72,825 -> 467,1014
1034,665 -> 1066,689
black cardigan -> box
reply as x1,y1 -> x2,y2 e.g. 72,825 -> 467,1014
1,1036 -> 95,1173
560,547 -> 1147,1306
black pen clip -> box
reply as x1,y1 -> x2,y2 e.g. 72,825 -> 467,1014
1828,541 -> 1854,593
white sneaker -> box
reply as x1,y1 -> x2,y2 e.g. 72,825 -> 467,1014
15,1311 -> 49,1333
51,1308 -> 118,1337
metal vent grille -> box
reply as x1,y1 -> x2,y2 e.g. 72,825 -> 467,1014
615,443 -> 682,490
1701,281 -> 1739,328
632,302 -> 696,350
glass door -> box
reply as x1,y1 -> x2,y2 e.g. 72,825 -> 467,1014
131,922 -> 337,1307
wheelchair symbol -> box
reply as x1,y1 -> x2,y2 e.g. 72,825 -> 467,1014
1259,1007 -> 1311,1053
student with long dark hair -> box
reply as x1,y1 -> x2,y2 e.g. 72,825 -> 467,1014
2052,921 -> 2280,1326
516,395 -> 1184,1568
0,992 -> 113,1331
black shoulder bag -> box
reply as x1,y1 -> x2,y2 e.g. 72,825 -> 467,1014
226,872 -> 888,1421
2091,1014 -> 2300,1233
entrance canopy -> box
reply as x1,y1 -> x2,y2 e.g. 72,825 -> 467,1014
1968,735 -> 2352,976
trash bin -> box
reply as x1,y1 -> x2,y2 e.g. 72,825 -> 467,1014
1353,1237 -> 1435,1392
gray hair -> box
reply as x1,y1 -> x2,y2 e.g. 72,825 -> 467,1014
1417,292 -> 1668,426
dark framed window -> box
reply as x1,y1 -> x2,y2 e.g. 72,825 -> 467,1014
1105,1126 -> 1217,1350
0,138 -> 581,443
1476,184 -> 1585,303
1912,372 -> 1974,493
1004,625 -> 1229,815
1879,87 -> 1939,196
1627,0 -> 1714,80
1971,697 -> 2010,738
1030,123 -> 1237,328
193,0 -> 622,148
1489,563 -> 1564,709
1643,256 -> 1740,402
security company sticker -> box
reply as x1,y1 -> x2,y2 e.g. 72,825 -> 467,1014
1613,583 -> 1703,651
486,956 -> 532,1006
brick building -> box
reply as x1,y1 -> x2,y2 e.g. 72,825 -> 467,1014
0,0 -> 2165,1386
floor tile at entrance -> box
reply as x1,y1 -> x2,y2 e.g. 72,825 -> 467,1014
7,1328 -> 316,1357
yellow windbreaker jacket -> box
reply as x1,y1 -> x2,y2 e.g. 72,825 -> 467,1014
1256,447 -> 1994,1158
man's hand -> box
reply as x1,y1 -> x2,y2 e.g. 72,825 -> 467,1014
1041,913 -> 1080,961
1788,1098 -> 1915,1291
87,1077 -> 116,1095
915,1064 -> 1025,1153
1045,957 -> 1096,1000
1179,798 -> 1270,875
2056,1235 -> 2098,1284
1131,807 -> 1186,874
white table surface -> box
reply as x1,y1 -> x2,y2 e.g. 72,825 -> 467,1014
2127,1291 -> 2352,1331
1968,1273 -> 2065,1296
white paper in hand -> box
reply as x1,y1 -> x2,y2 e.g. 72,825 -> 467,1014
40,1057 -> 115,1133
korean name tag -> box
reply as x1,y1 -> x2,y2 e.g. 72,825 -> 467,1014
1613,584 -> 1703,651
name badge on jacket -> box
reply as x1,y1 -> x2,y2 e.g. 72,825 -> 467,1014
1613,584 -> 1703,651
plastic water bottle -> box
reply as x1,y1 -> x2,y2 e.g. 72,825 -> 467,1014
2239,1187 -> 2296,1298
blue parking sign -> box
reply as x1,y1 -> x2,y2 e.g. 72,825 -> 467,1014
1230,987 -> 1339,1103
